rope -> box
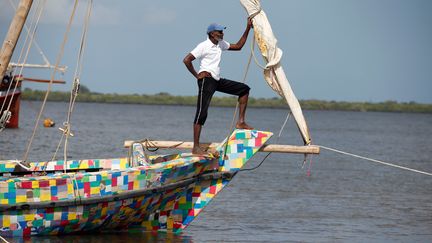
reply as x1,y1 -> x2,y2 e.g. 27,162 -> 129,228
218,21 -> 298,172
231,38 -> 255,130
319,145 -> 432,176
37,0 -> 93,172
67,173 -> 82,205
0,111 -> 11,132
0,0 -> 47,132
306,155 -> 313,177
220,20 -> 297,172
127,139 -> 157,166
250,36 -> 268,71
0,235 -> 10,243
240,111 -> 292,172
22,0 -> 79,163
62,0 -> 93,171
220,34 -> 256,159
8,0 -> 52,67
3,0 -> 46,110
14,160 -> 31,171
49,132 -> 65,165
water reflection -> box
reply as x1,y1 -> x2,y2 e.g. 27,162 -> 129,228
3,232 -> 193,243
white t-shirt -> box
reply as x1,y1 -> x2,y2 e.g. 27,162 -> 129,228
190,38 -> 230,80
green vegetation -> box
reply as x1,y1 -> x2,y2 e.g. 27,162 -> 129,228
21,87 -> 432,113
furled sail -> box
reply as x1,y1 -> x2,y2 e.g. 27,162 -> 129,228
240,0 -> 311,145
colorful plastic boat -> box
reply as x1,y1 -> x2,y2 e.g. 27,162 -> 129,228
0,129 -> 272,237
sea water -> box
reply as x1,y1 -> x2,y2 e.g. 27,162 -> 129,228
1,101 -> 431,242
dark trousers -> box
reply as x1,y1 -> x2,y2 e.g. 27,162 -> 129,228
194,77 -> 250,125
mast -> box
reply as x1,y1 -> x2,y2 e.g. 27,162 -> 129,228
0,0 -> 33,81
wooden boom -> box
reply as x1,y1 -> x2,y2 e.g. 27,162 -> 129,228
21,77 -> 66,84
124,140 -> 320,154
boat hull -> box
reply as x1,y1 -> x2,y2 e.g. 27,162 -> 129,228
0,84 -> 21,129
0,172 -> 231,237
0,129 -> 273,237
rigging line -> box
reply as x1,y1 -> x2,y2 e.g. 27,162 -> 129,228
319,145 -> 432,177
231,37 -> 255,129
278,110 -> 291,137
8,0 -> 51,66
1,0 -> 44,113
12,1 -> 48,171
63,0 -> 93,167
0,0 -> 45,114
41,131 -> 65,172
221,37 -> 254,160
0,235 -> 10,243
75,0 -> 92,79
22,0 -> 80,163
240,152 -> 271,172
0,0 -> 46,133
67,173 -> 82,205
249,37 -> 267,71
9,0 -> 46,101
218,17 -> 271,137
240,111 -> 292,172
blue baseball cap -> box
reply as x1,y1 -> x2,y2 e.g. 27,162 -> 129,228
207,23 -> 226,34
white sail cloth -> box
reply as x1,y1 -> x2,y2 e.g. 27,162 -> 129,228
240,0 -> 311,145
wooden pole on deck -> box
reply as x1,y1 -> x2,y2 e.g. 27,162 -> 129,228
124,140 -> 320,154
21,77 -> 66,84
0,0 -> 33,81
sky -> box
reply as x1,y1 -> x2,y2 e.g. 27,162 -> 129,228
1,0 -> 431,103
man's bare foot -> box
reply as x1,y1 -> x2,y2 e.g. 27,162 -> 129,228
192,146 -> 207,155
207,148 -> 220,159
236,122 -> 254,130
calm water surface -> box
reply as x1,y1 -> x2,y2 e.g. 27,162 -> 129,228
1,101 -> 431,242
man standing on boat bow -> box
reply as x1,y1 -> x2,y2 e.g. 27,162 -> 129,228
183,18 -> 254,155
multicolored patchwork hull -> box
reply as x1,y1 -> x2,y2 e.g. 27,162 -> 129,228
0,129 -> 272,238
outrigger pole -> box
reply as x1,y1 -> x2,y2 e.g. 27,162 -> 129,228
124,139 -> 320,154
0,0 -> 33,81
